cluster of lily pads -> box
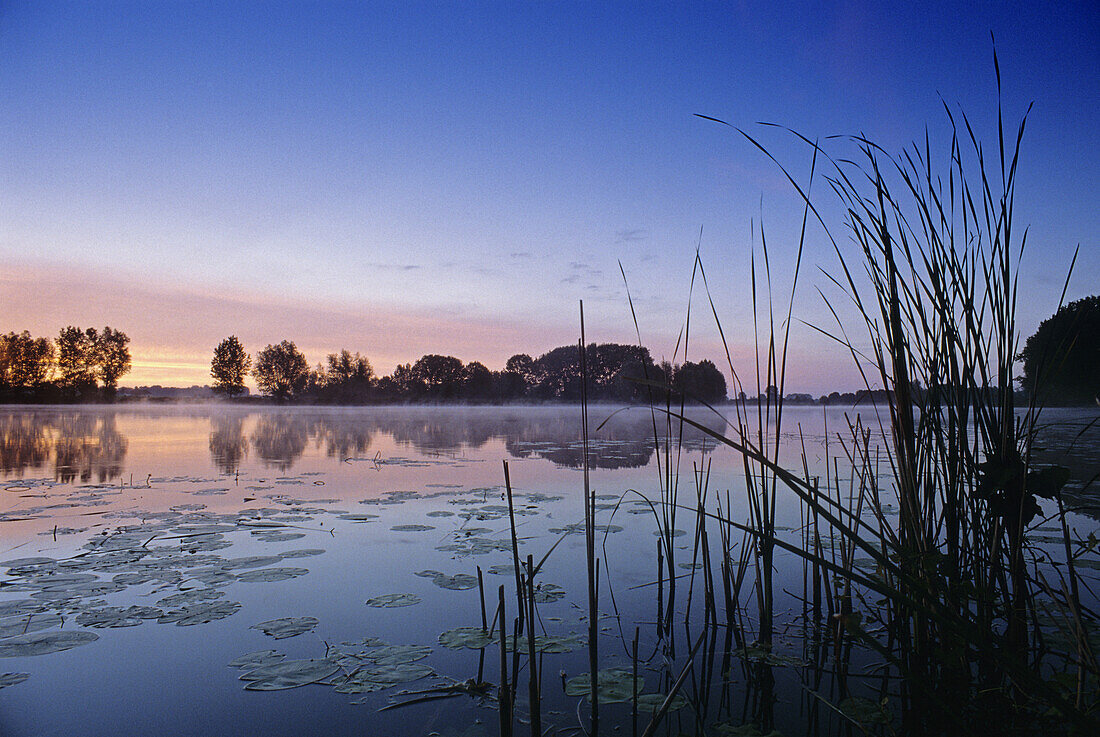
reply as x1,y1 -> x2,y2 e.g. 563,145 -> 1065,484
229,639 -> 436,701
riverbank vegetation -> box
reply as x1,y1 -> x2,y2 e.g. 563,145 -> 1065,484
0,326 -> 131,403
478,72 -> 1098,736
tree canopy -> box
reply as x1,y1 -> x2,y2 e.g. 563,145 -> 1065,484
253,341 -> 309,400
1018,295 -> 1100,405
211,336 -> 251,396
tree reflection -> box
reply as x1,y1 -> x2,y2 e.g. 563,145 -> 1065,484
310,418 -> 373,459
209,414 -> 248,474
52,413 -> 127,483
0,412 -> 52,477
250,413 -> 310,470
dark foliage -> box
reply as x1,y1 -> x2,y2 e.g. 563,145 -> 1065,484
1017,295 -> 1100,404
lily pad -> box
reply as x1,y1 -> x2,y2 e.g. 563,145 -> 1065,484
362,644 -> 432,667
365,593 -> 421,608
532,583 -> 566,603
76,606 -> 162,629
838,696 -> 890,725
0,631 -> 99,657
391,524 -> 435,532
241,658 -> 340,690
220,555 -> 284,570
565,668 -> 645,703
506,633 -> 583,654
235,567 -> 309,583
737,645 -> 807,668
439,626 -> 494,650
0,673 -> 30,688
0,613 -> 64,638
277,549 -> 326,559
252,532 -> 306,542
416,570 -> 478,590
229,650 -> 286,669
158,601 -> 242,626
252,617 -> 319,640
157,589 -> 225,608
0,601 -> 42,618
636,693 -> 688,712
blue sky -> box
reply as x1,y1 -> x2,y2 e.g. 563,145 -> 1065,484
1,1 -> 1096,393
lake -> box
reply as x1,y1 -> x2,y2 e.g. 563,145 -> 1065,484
0,405 -> 1096,736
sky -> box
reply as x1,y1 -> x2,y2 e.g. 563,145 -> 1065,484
1,1 -> 1097,395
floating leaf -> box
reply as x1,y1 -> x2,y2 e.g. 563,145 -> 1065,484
362,644 -> 432,667
636,693 -> 688,712
1,558 -> 55,568
220,556 -> 285,570
0,601 -> 42,618
229,650 -> 286,669
158,601 -> 241,626
737,645 -> 807,668
241,658 -> 340,691
0,673 -> 30,688
391,524 -> 435,532
565,668 -> 645,703
235,567 -> 309,583
365,593 -> 420,608
416,571 -> 478,590
0,631 -> 99,657
439,626 -> 494,650
0,613 -> 64,638
278,549 -> 326,559
504,633 -> 583,654
76,606 -> 162,629
252,532 -> 306,542
838,696 -> 889,725
252,617 -> 319,640
532,583 -> 566,603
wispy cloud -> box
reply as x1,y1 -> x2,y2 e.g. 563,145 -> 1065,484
364,261 -> 421,272
615,228 -> 648,243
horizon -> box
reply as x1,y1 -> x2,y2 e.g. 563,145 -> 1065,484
2,2 -> 1097,396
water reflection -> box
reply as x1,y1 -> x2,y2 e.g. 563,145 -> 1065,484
0,406 -> 731,477
1033,413 -> 1100,520
250,413 -> 310,471
0,411 -> 128,483
209,415 -> 248,474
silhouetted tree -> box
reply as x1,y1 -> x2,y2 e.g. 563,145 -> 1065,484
1018,295 -> 1100,404
327,350 -> 373,384
673,359 -> 727,404
0,331 -> 55,394
461,361 -> 493,400
411,354 -> 465,399
314,349 -> 374,402
94,326 -> 131,397
253,340 -> 309,400
379,362 -> 423,400
56,326 -> 98,398
211,336 -> 251,396
505,354 -> 534,383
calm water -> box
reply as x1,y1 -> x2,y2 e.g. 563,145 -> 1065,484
0,405 -> 1096,736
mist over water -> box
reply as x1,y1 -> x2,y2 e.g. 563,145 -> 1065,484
0,405 -> 1095,736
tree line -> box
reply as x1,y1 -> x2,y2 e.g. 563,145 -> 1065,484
211,336 -> 728,404
0,327 -> 132,402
